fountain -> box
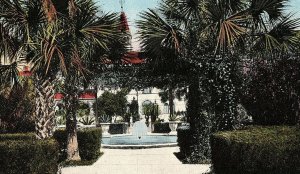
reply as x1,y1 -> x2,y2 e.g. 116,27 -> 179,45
102,121 -> 177,149
132,121 -> 148,139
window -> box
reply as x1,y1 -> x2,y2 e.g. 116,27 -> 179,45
142,88 -> 152,94
163,103 -> 169,114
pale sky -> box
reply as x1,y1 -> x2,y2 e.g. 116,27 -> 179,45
98,0 -> 300,51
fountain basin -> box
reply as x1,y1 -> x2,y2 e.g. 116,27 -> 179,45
102,135 -> 177,149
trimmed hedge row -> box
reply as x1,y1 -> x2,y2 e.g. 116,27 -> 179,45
211,126 -> 300,174
152,123 -> 171,133
176,124 -> 191,155
54,128 -> 102,161
0,135 -> 59,174
0,132 -> 35,141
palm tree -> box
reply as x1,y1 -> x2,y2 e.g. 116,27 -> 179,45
137,0 -> 299,162
0,0 -> 127,161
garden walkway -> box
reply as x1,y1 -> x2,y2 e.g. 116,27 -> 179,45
61,147 -> 211,174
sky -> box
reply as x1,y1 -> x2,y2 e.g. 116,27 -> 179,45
98,0 -> 300,51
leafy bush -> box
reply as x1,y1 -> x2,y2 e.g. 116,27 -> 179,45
94,90 -> 128,118
108,123 -> 127,134
177,124 -> 191,155
211,126 -> 300,174
0,82 -> 35,133
241,58 -> 300,125
53,128 -> 102,161
152,122 -> 171,133
0,135 -> 59,174
77,128 -> 102,160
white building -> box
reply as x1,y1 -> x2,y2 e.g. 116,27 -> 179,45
97,87 -> 186,121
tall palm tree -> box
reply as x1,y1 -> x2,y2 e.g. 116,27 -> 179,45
137,0 -> 299,162
0,0 -> 127,161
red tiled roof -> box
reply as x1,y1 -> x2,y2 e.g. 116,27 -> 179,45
122,51 -> 145,64
120,12 -> 130,32
54,93 -> 64,100
19,66 -> 32,77
101,51 -> 146,65
54,92 -> 96,100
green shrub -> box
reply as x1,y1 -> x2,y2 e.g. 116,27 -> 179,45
211,126 -> 300,174
108,123 -> 126,134
0,132 -> 35,141
53,128 -> 102,161
153,122 -> 171,133
77,128 -> 102,160
0,137 -> 59,174
177,124 -> 191,155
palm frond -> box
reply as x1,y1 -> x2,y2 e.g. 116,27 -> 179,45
137,9 -> 182,56
249,0 -> 288,21
216,14 -> 247,51
79,13 -> 120,51
254,15 -> 300,53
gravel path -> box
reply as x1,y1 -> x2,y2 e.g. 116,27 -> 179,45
61,146 -> 211,174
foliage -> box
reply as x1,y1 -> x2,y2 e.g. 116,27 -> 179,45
55,103 -> 66,125
241,57 -> 300,125
0,133 -> 35,141
94,90 -> 129,119
0,80 -> 35,133
79,116 -> 95,125
129,98 -> 140,122
137,0 -> 300,164
108,123 -> 127,134
169,112 -> 182,121
77,102 -> 90,118
98,114 -> 112,123
77,128 -> 102,160
77,102 -> 94,125
0,136 -> 59,174
143,103 -> 160,120
53,128 -> 102,161
0,0 -> 128,160
152,122 -> 171,133
211,126 -> 300,174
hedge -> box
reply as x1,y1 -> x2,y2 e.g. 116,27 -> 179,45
0,136 -> 59,174
108,123 -> 127,134
211,126 -> 300,174
152,122 -> 171,133
53,128 -> 102,161
177,124 -> 191,155
0,132 -> 35,141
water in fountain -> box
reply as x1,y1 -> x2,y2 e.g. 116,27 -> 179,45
132,121 -> 148,139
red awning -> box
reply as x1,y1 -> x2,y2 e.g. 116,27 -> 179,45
79,92 -> 96,99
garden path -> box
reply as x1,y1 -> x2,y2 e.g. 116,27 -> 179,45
61,146 -> 211,174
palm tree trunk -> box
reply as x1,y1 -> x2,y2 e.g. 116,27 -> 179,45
34,76 -> 55,139
64,77 -> 81,161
